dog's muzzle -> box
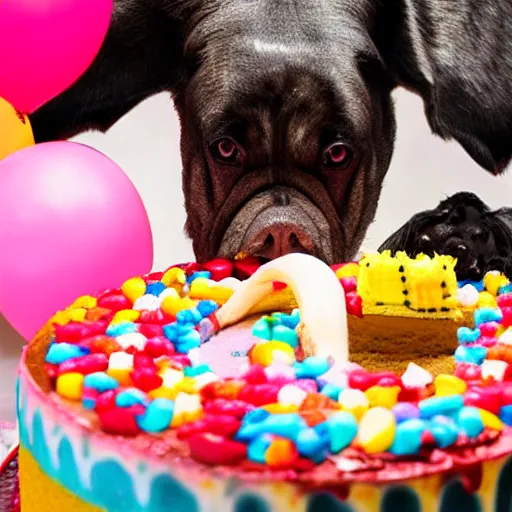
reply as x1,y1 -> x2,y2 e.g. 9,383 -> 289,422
218,187 -> 333,262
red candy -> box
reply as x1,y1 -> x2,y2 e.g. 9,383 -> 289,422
171,355 -> 191,368
233,256 -> 261,279
144,337 -> 175,358
176,414 -> 241,440
45,363 -> 59,379
497,293 -> 512,308
273,281 -> 288,292
348,370 -> 398,391
479,322 -> 500,337
97,292 -> 132,311
58,353 -> 109,376
242,365 -> 268,384
98,405 -> 145,436
464,386 -> 501,415
95,390 -> 118,412
201,380 -> 245,400
138,324 -> 164,338
139,309 -> 174,325
340,277 -> 357,293
143,271 -> 164,282
54,322 -> 92,343
204,399 -> 255,419
134,353 -> 157,370
188,433 -> 247,466
238,384 -> 280,406
455,363 -> 482,382
345,291 -> 363,317
203,258 -> 234,282
501,307 -> 512,328
130,368 -> 163,392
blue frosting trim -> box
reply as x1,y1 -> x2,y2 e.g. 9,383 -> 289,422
307,493 -> 353,512
234,494 -> 269,512
496,457 -> 512,512
440,480 -> 481,512
381,486 -> 420,512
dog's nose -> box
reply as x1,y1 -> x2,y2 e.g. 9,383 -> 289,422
244,223 -> 315,260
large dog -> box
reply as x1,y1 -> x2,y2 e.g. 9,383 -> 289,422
31,0 -> 512,265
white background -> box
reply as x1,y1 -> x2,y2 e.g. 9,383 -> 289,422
73,88 -> 512,271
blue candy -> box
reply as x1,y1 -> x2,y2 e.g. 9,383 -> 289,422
474,307 -> 503,326
236,414 -> 307,442
176,330 -> 201,347
296,428 -> 329,463
45,343 -> 89,365
184,364 -> 212,377
456,406 -> 484,438
196,300 -> 218,318
419,395 -> 464,419
247,434 -> 274,464
136,398 -> 174,433
106,321 -> 138,337
323,412 -> 358,453
82,396 -> 96,411
392,402 -> 421,423
500,405 -> 512,426
498,284 -> 512,295
430,418 -> 459,448
115,388 -> 149,408
271,325 -> 298,348
83,372 -> 119,393
457,327 -> 481,344
241,408 -> 271,428
163,323 -> 179,342
176,322 -> 196,335
146,282 -> 167,296
390,419 -> 427,456
252,318 -> 272,341
176,308 -> 203,326
187,271 -> 211,284
294,356 -> 330,379
281,309 -> 300,329
454,345 -> 487,365
320,383 -> 343,401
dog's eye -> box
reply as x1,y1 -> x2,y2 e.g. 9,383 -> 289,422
323,142 -> 351,168
210,138 -> 244,166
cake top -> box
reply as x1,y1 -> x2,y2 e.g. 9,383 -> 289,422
32,253 -> 512,474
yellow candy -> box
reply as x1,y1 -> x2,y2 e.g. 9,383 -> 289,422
161,267 -> 187,288
478,291 -> 497,308
111,309 -> 141,324
478,408 -> 503,431
107,368 -> 133,386
189,278 -> 234,302
483,271 -> 509,296
335,262 -> 360,280
434,374 -> 467,396
71,295 -> 97,310
338,389 -> 370,421
148,386 -> 178,401
249,341 -> 296,367
365,385 -> 400,409
67,308 -> 88,322
56,373 -> 84,401
51,310 -> 72,326
121,276 -> 146,303
176,377 -> 199,394
262,403 -> 299,414
161,296 -> 197,316
358,407 -> 396,454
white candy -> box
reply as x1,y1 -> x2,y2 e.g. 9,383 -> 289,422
219,277 -> 243,290
278,384 -> 308,407
187,348 -> 202,366
499,328 -> 512,345
401,362 -> 433,389
264,363 -> 296,381
317,364 -> 350,388
194,372 -> 220,390
133,294 -> 162,311
158,287 -> 180,300
161,368 -> 184,388
338,388 -> 369,409
457,284 -> 480,308
115,332 -> 147,351
481,360 -> 509,382
108,352 -> 134,371
174,392 -> 202,416
271,350 -> 295,366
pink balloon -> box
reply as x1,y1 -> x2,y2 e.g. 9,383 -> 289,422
0,0 -> 113,113
0,142 -> 153,340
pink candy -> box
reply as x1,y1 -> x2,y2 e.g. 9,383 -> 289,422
139,309 -> 174,325
238,384 -> 280,406
58,353 -> 109,375
130,368 -> 163,392
97,292 -> 132,311
479,322 -> 500,337
138,324 -> 164,338
464,386 -> 501,415
176,414 -> 241,440
203,258 -> 234,281
242,365 -> 268,384
188,433 -> 247,466
144,337 -> 175,358
204,399 -> 255,419
95,390 -> 118,412
54,321 -> 106,343
455,363 -> 482,382
99,404 -> 144,436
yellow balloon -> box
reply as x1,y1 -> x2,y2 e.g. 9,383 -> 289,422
0,96 -> 35,161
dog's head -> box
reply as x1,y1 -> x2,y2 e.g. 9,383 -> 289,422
379,192 -> 512,280
174,4 -> 395,263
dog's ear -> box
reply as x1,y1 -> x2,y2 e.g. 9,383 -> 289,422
30,0 -> 186,142
372,0 -> 512,174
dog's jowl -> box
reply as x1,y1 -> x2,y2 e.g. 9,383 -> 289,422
30,0 -> 512,264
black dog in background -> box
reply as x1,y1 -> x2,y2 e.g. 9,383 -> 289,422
30,0 -> 512,266
379,192 -> 512,281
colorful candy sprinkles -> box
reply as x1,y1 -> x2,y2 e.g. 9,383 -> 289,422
44,257 -> 512,470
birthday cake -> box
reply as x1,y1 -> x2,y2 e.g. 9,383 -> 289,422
17,253 -> 512,512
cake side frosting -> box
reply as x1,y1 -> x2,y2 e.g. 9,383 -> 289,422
17,254 -> 512,512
